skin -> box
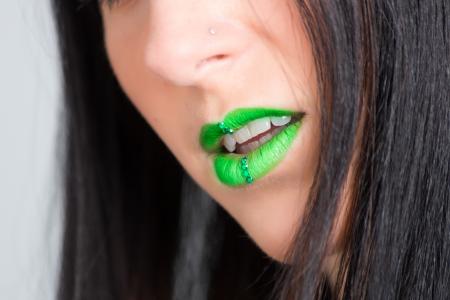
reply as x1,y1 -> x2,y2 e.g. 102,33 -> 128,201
99,0 -> 345,267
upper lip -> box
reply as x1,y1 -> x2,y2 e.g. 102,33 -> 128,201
199,107 -> 303,153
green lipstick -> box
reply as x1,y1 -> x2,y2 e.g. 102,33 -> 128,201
199,107 -> 304,187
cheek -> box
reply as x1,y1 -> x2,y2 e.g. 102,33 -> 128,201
101,5 -> 171,128
245,0 -> 318,104
103,27 -> 212,195
103,22 -> 157,122
103,22 -> 198,153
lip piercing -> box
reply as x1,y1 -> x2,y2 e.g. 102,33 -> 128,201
240,156 -> 254,184
218,122 -> 234,134
217,123 -> 253,184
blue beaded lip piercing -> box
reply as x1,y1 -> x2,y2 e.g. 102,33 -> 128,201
240,156 -> 253,184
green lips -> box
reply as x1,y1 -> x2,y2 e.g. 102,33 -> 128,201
199,107 -> 304,187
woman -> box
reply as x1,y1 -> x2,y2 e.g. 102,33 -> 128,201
52,0 -> 449,299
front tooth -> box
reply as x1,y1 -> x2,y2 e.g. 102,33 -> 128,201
248,117 -> 271,137
271,115 -> 291,126
258,132 -> 273,144
223,134 -> 236,152
233,125 -> 252,144
247,140 -> 260,151
239,140 -> 260,154
271,126 -> 284,136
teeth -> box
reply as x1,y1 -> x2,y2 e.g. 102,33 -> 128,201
238,140 -> 260,154
270,115 -> 291,126
232,117 -> 272,145
221,115 -> 293,153
247,117 -> 271,137
271,126 -> 284,136
233,126 -> 252,144
223,134 -> 236,152
258,132 -> 273,145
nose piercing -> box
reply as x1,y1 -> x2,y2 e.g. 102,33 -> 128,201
208,27 -> 217,35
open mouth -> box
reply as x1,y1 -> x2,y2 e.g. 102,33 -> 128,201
220,114 -> 300,154
199,107 -> 305,187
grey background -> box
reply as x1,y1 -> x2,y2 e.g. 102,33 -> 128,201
0,0 -> 61,299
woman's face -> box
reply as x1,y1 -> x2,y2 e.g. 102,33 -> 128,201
100,0 -> 325,261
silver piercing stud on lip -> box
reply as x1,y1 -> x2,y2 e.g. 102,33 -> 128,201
208,27 -> 217,35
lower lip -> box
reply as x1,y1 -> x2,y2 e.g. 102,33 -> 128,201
212,117 -> 303,187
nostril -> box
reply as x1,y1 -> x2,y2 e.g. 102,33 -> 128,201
196,54 -> 230,70
212,54 -> 227,60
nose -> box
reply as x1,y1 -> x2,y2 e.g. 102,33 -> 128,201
144,2 -> 251,87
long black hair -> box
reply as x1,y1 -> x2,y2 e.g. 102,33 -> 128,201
273,1 -> 450,299
52,0 -> 449,299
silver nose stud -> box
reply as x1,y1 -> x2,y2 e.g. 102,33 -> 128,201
208,27 -> 217,35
